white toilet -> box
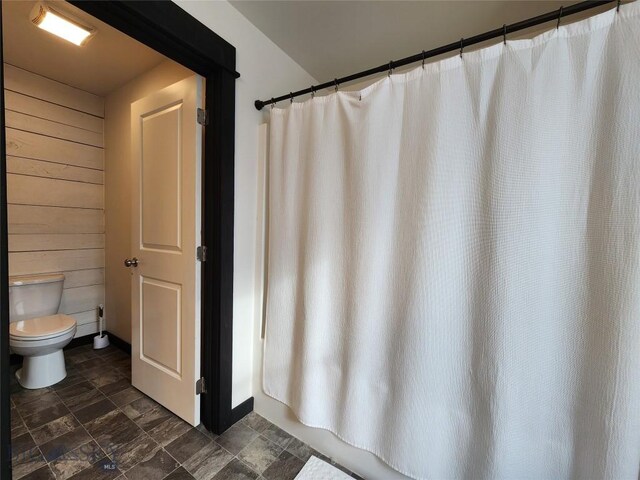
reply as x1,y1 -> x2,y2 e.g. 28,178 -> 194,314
9,274 -> 77,389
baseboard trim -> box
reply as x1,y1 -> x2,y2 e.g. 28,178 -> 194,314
9,333 -> 95,366
104,330 -> 131,355
231,397 -> 254,424
67,334 -> 95,350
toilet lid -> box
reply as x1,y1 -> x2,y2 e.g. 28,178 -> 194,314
10,314 -> 77,341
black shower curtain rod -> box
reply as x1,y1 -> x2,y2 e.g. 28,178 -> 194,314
254,0 -> 617,110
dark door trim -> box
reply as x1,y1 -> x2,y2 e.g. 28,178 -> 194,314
0,4 -> 11,478
1,2 -> 238,475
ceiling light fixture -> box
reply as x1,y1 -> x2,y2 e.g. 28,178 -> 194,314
30,2 -> 95,46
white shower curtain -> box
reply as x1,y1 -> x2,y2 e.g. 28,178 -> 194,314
264,4 -> 640,479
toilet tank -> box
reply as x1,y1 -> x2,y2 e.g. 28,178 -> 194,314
9,274 -> 65,323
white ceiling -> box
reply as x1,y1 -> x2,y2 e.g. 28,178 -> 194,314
229,1 -> 609,83
2,0 -> 167,96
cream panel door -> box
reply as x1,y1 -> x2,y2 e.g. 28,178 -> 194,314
130,76 -> 203,426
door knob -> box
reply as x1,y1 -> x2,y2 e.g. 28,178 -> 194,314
124,257 -> 139,268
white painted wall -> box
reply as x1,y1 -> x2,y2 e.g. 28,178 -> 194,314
175,2 -> 408,478
172,1 -> 317,408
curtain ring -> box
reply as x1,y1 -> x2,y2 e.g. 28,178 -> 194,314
290,92 -> 294,104
460,38 -> 464,58
557,6 -> 564,29
388,61 -> 393,77
334,78 -> 339,92
310,86 -> 315,99
421,50 -> 426,69
503,24 -> 507,44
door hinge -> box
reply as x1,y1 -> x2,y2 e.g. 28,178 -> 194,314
197,246 -> 207,262
197,108 -> 209,126
196,377 -> 207,395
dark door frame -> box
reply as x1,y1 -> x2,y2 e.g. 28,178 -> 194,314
1,2 -> 246,476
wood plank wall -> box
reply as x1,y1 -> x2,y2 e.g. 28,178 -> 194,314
5,64 -> 105,338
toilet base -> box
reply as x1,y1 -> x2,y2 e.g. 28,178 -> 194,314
16,350 -> 67,389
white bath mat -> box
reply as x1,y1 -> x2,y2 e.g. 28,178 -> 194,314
295,456 -> 353,480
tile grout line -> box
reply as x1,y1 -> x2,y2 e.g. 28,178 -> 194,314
10,394 -> 29,435
236,456 -> 266,478
235,432 -> 284,475
65,356 -> 165,478
13,387 -> 58,480
50,377 -> 116,476
14,347 -> 353,480
44,461 -> 57,479
168,428 -> 223,479
14,387 -> 76,479
99,384 -> 169,478
14,389 -> 53,426
215,420 -> 290,479
50,352 -> 140,476
240,415 -> 360,478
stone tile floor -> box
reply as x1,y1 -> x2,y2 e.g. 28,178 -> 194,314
10,344 -> 363,480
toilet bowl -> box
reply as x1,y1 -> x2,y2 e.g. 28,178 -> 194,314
9,274 -> 78,389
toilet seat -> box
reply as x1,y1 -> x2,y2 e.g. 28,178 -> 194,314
10,314 -> 77,341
